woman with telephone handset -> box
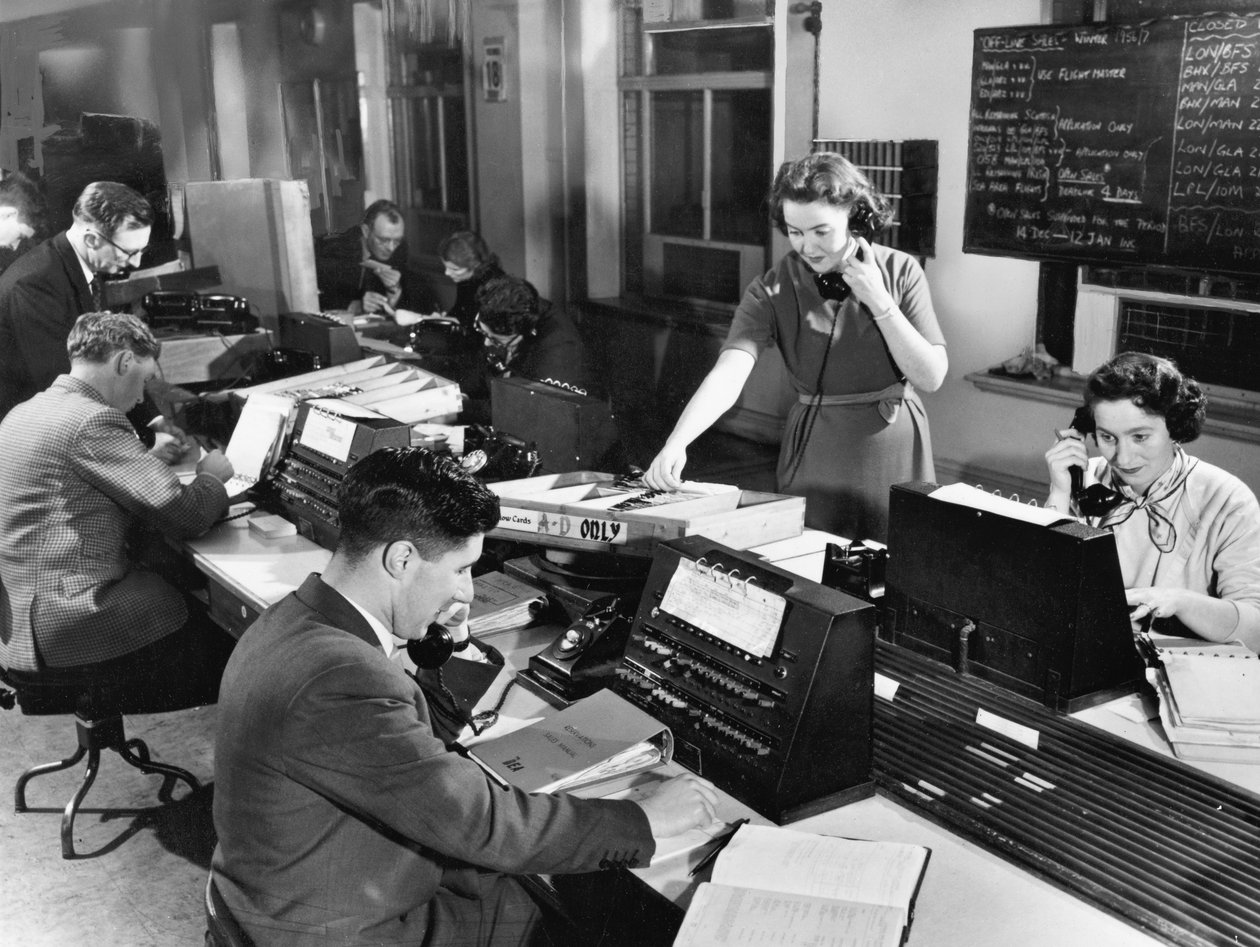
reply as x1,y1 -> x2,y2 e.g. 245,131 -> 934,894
644,152 -> 948,542
1044,351 -> 1260,649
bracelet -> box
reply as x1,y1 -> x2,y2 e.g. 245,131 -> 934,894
872,303 -> 898,322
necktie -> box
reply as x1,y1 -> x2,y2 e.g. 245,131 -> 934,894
89,277 -> 104,312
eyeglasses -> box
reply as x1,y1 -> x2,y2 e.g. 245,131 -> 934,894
91,230 -> 146,264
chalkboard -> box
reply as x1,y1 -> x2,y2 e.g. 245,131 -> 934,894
964,14 -> 1260,277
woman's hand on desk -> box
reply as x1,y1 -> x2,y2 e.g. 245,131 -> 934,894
638,773 -> 720,837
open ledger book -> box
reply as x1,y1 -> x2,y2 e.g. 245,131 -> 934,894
674,825 -> 930,947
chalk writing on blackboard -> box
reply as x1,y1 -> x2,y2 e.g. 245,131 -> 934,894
964,14 -> 1260,276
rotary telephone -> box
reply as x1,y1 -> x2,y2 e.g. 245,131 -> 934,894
813,201 -> 877,302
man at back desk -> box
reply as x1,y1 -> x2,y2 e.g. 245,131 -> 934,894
314,199 -> 437,318
0,312 -> 235,708
211,447 -> 718,946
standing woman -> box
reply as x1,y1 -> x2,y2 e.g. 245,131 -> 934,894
644,152 -> 948,541
1044,352 -> 1260,649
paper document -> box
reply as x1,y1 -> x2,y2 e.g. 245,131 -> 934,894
220,393 -> 290,497
660,559 -> 785,658
930,482 -> 1069,527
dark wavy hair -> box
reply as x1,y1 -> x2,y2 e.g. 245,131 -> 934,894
768,152 -> 893,236
1079,352 -> 1207,443
475,274 -> 545,337
71,181 -> 154,237
438,230 -> 499,278
337,448 -> 500,564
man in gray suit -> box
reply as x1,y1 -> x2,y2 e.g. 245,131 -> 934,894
211,447 -> 718,946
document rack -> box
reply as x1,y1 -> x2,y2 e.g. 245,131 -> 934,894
612,535 -> 876,823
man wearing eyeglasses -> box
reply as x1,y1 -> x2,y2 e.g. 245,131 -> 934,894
0,181 -> 154,421
314,199 -> 437,319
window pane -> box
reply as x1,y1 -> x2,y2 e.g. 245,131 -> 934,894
442,96 -> 469,214
652,26 -> 771,75
651,91 -> 704,239
406,95 -> 443,209
710,88 -> 771,245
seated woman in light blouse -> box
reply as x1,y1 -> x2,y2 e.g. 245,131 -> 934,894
1044,352 -> 1260,650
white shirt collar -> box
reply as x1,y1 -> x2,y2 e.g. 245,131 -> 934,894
67,232 -> 95,289
339,592 -> 401,658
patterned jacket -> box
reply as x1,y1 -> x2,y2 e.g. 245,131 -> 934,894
0,375 -> 227,670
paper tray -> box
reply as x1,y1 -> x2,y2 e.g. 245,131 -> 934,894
488,471 -> 804,557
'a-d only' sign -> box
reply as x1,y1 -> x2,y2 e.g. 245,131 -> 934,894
497,506 -> 627,545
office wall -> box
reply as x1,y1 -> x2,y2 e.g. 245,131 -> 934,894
819,0 -> 1260,496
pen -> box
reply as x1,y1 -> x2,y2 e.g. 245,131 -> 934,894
688,818 -> 749,877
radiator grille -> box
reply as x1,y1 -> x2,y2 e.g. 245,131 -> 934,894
874,641 -> 1260,947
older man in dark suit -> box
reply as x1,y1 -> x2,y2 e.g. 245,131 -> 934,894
0,312 -> 234,707
0,181 -> 154,421
210,447 -> 718,946
314,198 -> 437,317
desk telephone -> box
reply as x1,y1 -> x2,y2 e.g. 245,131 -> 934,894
524,597 -> 631,702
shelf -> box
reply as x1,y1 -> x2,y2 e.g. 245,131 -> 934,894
966,370 -> 1260,446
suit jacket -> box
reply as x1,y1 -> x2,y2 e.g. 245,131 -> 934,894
314,226 -> 436,314
0,232 -> 93,420
0,376 -> 228,671
211,574 -> 654,946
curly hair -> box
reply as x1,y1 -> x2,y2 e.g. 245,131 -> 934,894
475,274 -> 544,337
337,447 -> 500,564
768,152 -> 893,236
1081,351 -> 1207,443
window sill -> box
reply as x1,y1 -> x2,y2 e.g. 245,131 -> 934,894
966,369 -> 1260,446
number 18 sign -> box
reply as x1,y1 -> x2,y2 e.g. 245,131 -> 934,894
483,38 -> 506,103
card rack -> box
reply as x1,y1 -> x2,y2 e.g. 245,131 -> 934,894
612,535 -> 877,823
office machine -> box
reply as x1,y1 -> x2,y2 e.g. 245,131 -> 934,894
142,291 -> 258,334
278,312 -> 362,367
490,377 -> 619,474
881,481 -> 1143,711
822,539 -> 887,604
612,535 -> 876,824
271,402 -> 411,549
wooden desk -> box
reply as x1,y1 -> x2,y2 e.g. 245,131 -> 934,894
185,522 -> 1182,945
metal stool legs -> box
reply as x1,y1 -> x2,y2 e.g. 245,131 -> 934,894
14,712 -> 201,859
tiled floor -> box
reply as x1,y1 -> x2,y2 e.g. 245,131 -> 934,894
1,701 -> 218,945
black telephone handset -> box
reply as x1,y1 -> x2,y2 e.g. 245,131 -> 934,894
813,202 -> 876,302
1067,406 -> 1125,517
407,622 -> 472,670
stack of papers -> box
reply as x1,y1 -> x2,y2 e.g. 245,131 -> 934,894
1146,636 -> 1260,763
468,572 -> 548,637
